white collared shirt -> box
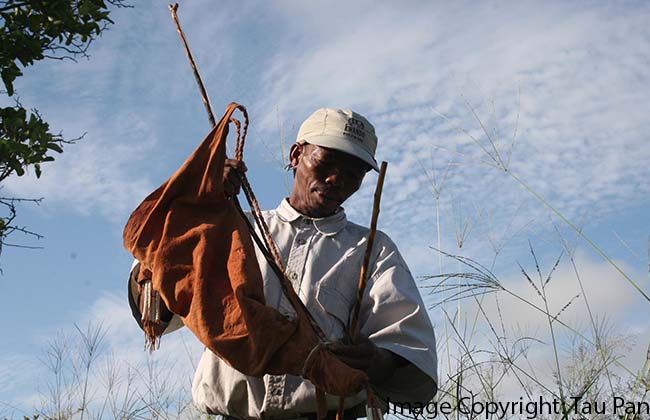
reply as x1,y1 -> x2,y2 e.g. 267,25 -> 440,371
137,199 -> 437,419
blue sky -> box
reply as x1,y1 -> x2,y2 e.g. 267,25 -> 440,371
1,0 -> 650,415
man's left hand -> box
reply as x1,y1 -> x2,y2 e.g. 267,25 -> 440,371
328,336 -> 407,383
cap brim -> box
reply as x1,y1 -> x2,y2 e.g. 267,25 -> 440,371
300,135 -> 380,172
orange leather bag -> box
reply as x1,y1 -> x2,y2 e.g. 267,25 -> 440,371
123,103 -> 367,397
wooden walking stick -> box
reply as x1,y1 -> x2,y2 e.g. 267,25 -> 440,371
336,161 -> 388,420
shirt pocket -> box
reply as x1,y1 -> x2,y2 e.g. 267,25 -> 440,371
315,279 -> 353,340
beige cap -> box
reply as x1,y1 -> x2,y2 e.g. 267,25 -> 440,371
296,108 -> 379,171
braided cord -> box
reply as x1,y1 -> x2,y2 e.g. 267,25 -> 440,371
230,113 -> 285,273
229,107 -> 326,341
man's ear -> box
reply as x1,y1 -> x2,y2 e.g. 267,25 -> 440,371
289,143 -> 304,169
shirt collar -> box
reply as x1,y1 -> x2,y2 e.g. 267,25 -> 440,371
276,198 -> 347,236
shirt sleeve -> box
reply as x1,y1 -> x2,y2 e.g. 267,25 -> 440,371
359,232 -> 438,404
127,260 -> 185,335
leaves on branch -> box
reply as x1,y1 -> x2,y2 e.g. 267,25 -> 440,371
0,0 -> 129,254
0,101 -> 83,183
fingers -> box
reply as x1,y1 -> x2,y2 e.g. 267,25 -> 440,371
331,352 -> 371,371
329,339 -> 374,357
223,159 -> 247,197
328,338 -> 398,382
225,159 -> 248,173
328,340 -> 376,371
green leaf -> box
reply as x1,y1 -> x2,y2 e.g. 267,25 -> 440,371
48,143 -> 63,153
1,69 -> 15,96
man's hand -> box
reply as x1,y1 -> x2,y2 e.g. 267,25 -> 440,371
328,336 -> 407,383
223,159 -> 247,198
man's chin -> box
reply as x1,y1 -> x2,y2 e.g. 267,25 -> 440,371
309,197 -> 340,217
313,192 -> 338,204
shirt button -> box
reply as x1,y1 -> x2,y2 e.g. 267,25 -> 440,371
296,238 -> 306,245
288,272 -> 298,281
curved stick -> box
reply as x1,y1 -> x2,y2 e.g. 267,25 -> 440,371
168,3 -> 216,127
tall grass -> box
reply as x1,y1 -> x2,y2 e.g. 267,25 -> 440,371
420,97 -> 650,419
5,322 -> 214,420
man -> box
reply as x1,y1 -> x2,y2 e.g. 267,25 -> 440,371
129,108 -> 437,419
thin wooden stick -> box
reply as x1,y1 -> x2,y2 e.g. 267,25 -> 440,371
349,161 -> 388,339
337,161 -> 388,420
168,3 -> 216,127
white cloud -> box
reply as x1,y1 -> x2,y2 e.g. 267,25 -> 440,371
2,110 -> 158,223
235,1 -> 650,275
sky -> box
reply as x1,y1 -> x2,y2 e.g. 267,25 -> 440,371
1,0 -> 650,416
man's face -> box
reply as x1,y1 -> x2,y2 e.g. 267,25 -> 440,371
289,143 -> 369,218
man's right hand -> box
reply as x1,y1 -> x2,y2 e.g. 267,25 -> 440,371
328,336 -> 407,383
223,159 -> 247,198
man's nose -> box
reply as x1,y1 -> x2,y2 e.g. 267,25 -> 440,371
325,169 -> 344,187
